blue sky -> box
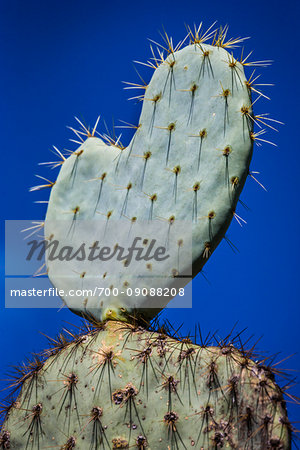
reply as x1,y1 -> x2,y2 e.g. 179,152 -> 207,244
1,0 -> 300,438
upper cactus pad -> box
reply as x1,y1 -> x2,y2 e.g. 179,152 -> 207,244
43,32 -> 256,323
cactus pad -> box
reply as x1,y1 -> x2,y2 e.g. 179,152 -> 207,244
44,31 -> 256,323
1,321 -> 291,449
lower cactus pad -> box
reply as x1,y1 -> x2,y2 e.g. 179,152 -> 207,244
1,321 -> 291,449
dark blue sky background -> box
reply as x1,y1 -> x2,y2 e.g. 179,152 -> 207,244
1,0 -> 300,439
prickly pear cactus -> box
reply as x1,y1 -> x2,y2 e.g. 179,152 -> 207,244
41,25 -> 266,324
1,321 -> 291,449
3,24 -> 291,450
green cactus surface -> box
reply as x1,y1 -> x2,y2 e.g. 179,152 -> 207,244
41,26 -> 265,324
1,321 -> 292,449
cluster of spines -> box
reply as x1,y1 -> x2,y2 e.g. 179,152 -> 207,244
1,318 -> 298,449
